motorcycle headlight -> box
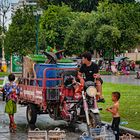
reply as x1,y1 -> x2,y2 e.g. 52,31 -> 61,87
86,86 -> 97,97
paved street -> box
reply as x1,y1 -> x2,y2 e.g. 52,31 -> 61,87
102,75 -> 140,85
0,75 -> 140,140
0,101 -> 82,140
0,101 -> 139,140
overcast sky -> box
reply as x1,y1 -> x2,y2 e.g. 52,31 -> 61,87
3,0 -> 19,28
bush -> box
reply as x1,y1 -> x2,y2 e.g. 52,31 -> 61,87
0,72 -> 9,77
136,61 -> 140,65
29,54 -> 47,63
99,70 -> 112,75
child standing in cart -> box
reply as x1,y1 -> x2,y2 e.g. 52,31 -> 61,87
106,92 -> 121,140
3,73 -> 20,132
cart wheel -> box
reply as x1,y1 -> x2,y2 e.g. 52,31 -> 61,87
26,104 -> 37,124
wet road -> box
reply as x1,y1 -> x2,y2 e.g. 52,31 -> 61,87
102,75 -> 140,85
0,101 -> 139,140
0,74 -> 140,139
0,101 -> 84,140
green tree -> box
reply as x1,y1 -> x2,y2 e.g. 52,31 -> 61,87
39,5 -> 74,50
63,0 -> 98,12
37,0 -> 98,12
64,1 -> 140,56
37,0 -> 135,12
64,12 -> 92,55
109,0 -> 135,3
5,6 -> 36,56
96,25 -> 121,58
97,1 -> 140,51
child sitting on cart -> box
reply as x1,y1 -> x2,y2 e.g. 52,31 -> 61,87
3,73 -> 20,132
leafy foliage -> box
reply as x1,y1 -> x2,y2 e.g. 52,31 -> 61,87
62,0 -> 98,12
39,5 -> 73,50
96,25 -> 121,48
4,0 -> 140,58
97,1 -> 140,50
109,0 -> 135,3
37,0 -> 98,12
37,0 -> 135,12
64,12 -> 92,55
64,1 -> 140,56
5,6 -> 36,56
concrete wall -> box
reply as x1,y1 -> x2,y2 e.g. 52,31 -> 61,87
124,53 -> 140,61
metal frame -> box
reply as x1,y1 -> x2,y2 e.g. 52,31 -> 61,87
19,67 -> 78,112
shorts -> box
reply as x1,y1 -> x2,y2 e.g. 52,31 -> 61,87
5,100 -> 17,115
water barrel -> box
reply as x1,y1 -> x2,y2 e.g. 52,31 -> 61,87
34,64 -> 57,87
57,63 -> 77,68
57,63 -> 77,77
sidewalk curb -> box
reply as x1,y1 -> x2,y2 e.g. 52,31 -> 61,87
103,121 -> 140,138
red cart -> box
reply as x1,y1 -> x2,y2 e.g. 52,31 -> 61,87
18,67 -> 101,131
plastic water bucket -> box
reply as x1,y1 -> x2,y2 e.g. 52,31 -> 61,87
34,64 -> 57,87
57,63 -> 77,77
57,63 -> 77,68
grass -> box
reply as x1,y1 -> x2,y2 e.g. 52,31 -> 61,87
0,72 -> 9,77
99,82 -> 140,131
0,80 -> 3,85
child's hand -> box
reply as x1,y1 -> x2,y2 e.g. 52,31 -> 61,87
106,107 -> 112,112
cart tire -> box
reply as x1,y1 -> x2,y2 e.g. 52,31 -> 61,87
26,104 -> 37,124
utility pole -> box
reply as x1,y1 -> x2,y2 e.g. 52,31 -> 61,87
33,10 -> 42,54
0,0 -> 10,72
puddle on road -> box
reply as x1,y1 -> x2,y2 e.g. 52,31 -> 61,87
0,102 -> 139,140
0,123 -> 81,140
0,113 -> 81,140
0,102 -> 80,139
